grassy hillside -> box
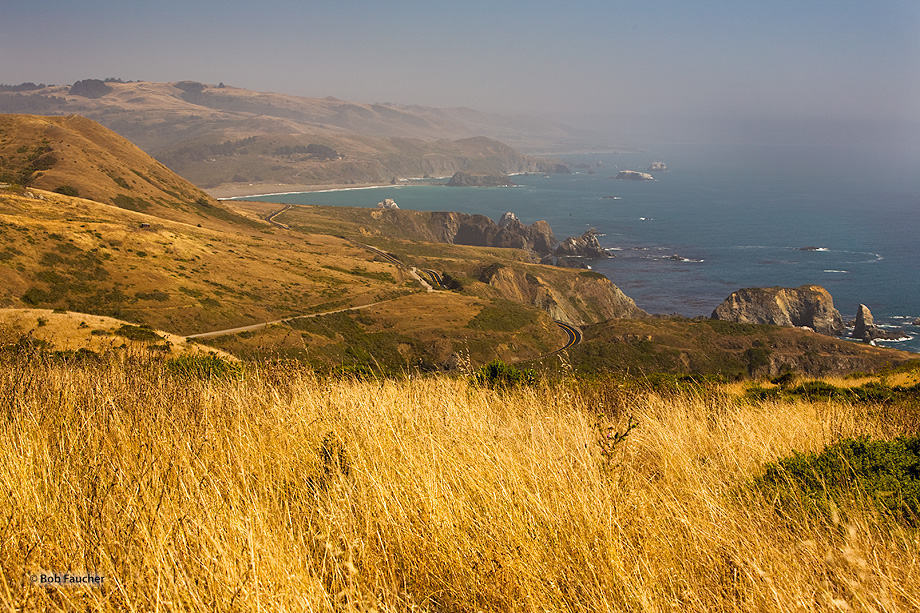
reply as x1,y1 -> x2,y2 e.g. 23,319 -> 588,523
3,351 -> 919,611
0,186 -> 575,368
0,308 -> 231,359
0,114 -> 241,222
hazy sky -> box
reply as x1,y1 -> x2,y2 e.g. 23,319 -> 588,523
2,0 -> 919,146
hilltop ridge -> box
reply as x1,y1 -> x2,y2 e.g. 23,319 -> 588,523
0,114 -> 246,227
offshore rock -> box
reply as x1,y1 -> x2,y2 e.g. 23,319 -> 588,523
853,303 -> 904,341
614,170 -> 654,181
853,304 -> 875,340
711,285 -> 845,336
446,171 -> 516,187
647,161 -> 668,172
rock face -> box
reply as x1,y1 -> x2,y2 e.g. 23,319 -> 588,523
453,214 -> 555,255
647,161 -> 668,172
477,264 -> 646,324
553,229 -> 610,260
497,211 -> 519,228
446,172 -> 516,187
376,198 -> 399,209
711,285 -> 845,336
614,170 -> 654,181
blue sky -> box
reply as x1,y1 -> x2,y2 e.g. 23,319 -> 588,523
2,0 -> 919,146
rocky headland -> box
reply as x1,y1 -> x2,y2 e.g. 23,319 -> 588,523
711,285 -> 845,336
445,172 -> 516,187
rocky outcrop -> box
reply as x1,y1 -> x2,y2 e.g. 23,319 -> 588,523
453,213 -> 555,255
376,198 -> 399,209
614,170 -> 654,181
546,229 -> 611,267
647,161 -> 668,172
367,208 -> 620,269
497,211 -> 519,228
446,172 -> 516,187
477,264 -> 646,325
711,285 -> 845,336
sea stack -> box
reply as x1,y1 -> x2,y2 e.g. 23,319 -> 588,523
647,161 -> 668,172
853,304 -> 875,340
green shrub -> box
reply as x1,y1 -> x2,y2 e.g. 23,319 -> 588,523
754,435 -> 920,525
771,371 -> 796,387
472,359 -> 538,389
330,363 -> 378,380
165,354 -> 242,380
114,324 -> 162,342
53,185 -> 79,197
745,385 -> 781,402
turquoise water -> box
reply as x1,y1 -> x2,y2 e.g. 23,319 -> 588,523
240,143 -> 920,353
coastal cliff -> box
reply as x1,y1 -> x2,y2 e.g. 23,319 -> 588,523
711,285 -> 845,336
478,264 -> 646,325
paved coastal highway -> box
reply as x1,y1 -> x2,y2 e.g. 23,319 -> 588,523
554,321 -> 582,351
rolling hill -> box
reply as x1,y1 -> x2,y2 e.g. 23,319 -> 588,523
0,113 -> 248,226
0,81 -> 602,192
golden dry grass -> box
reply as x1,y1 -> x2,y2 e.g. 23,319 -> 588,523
0,308 -> 232,358
2,355 -> 919,611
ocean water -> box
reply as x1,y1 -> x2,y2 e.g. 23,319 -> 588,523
241,143 -> 920,354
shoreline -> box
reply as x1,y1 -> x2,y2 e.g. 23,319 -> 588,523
207,182 -> 400,200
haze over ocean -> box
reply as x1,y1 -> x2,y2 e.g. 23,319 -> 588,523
243,142 -> 920,353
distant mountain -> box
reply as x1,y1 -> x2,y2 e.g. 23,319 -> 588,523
0,81 -> 611,192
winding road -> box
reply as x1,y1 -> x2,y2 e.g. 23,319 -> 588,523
186,219 -> 583,355
554,320 -> 582,352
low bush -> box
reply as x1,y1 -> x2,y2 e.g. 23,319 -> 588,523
115,324 -> 162,342
754,435 -> 920,525
472,359 -> 538,389
165,354 -> 242,380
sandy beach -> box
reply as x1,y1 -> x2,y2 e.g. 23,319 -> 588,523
207,182 -> 406,200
